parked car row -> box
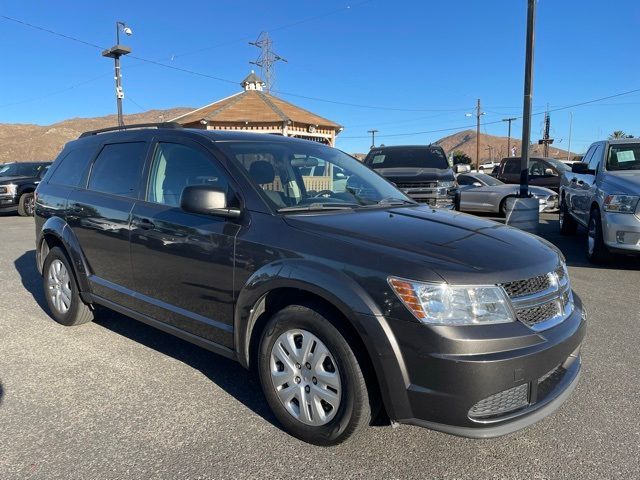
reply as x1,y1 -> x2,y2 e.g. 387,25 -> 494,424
0,162 -> 51,216
30,124 -> 585,446
559,138 -> 640,263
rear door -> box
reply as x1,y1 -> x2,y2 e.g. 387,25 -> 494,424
66,141 -> 149,309
129,137 -> 241,348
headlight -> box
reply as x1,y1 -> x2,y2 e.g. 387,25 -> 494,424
439,180 -> 456,188
603,194 -> 640,214
0,184 -> 17,195
388,277 -> 515,325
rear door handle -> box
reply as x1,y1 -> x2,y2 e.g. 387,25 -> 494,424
134,218 -> 155,230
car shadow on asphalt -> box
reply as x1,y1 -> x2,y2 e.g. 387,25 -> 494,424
13,250 -> 280,430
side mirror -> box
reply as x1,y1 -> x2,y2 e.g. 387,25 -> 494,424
571,163 -> 595,175
455,164 -> 471,173
180,185 -> 241,218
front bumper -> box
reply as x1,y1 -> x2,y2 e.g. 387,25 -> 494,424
0,194 -> 19,211
375,294 -> 586,438
602,211 -> 640,254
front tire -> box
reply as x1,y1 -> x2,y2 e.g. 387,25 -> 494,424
587,208 -> 611,263
17,192 -> 35,217
43,247 -> 94,326
258,304 -> 373,446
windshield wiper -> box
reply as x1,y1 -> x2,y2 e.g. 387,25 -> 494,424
374,197 -> 419,206
278,202 -> 360,213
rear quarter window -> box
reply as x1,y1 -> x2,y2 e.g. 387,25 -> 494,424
503,159 -> 520,174
47,145 -> 96,187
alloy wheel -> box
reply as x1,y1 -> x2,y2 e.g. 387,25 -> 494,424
47,259 -> 72,314
25,195 -> 35,216
269,329 -> 342,426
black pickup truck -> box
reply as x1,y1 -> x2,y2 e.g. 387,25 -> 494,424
0,162 -> 51,216
364,145 -> 458,208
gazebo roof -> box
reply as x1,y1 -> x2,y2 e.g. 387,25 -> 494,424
172,82 -> 341,129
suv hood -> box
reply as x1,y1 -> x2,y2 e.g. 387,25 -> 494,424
603,170 -> 640,193
284,206 -> 560,285
372,167 -> 454,184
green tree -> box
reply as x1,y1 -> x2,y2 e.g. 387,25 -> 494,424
452,150 -> 472,165
609,131 -> 634,139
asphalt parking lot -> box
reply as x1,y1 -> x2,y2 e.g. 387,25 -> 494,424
1,213 -> 639,479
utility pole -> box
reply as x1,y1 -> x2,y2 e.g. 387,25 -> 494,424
502,117 -> 517,159
249,32 -> 287,93
102,21 -> 133,127
538,109 -> 553,157
519,0 -> 536,198
476,98 -> 481,171
567,112 -> 573,162
485,145 -> 494,162
367,129 -> 379,149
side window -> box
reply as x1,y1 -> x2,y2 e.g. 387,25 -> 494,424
457,175 -> 473,185
503,159 -> 520,174
147,142 -> 231,207
588,144 -> 603,171
48,146 -> 95,188
528,159 -> 546,176
87,142 -> 147,198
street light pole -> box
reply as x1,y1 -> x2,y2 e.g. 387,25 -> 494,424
519,0 -> 536,198
367,129 -> 379,149
502,117 -> 517,157
102,21 -> 132,127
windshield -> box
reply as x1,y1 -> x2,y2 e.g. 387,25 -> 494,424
217,140 -> 413,211
607,144 -> 640,171
544,158 -> 570,172
0,163 -> 43,177
476,173 -> 503,186
365,147 -> 449,169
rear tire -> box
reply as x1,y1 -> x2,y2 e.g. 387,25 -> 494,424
257,304 -> 373,446
43,247 -> 94,326
559,196 -> 577,235
587,207 -> 611,264
499,196 -> 514,217
17,192 -> 35,217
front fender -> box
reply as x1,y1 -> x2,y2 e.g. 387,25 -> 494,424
234,259 -> 412,419
38,216 -> 92,294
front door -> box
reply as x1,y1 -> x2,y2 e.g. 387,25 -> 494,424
528,159 -> 559,191
129,139 -> 240,348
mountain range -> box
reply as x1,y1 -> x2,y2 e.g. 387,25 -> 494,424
0,109 -> 577,163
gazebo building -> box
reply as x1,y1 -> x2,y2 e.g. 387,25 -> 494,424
171,72 -> 342,146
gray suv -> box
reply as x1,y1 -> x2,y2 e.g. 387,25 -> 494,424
559,138 -> 640,262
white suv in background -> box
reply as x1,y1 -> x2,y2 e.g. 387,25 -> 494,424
559,138 -> 640,262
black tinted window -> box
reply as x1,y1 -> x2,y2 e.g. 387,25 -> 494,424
366,147 -> 448,169
503,159 -> 520,174
457,175 -> 474,185
48,147 -> 94,187
147,142 -> 231,207
88,142 -> 147,198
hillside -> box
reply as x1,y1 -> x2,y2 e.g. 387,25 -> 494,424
434,129 -> 577,162
0,108 -> 192,162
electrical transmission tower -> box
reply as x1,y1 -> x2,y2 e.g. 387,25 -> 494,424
249,32 -> 287,93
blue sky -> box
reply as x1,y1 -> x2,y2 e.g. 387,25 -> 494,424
1,0 -> 639,154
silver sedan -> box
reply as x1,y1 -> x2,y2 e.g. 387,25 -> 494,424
456,172 -> 558,216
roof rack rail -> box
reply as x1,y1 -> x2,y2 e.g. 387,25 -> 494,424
79,122 -> 183,138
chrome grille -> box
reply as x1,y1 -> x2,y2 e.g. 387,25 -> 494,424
468,384 -> 529,420
502,273 -> 551,298
517,301 -> 560,327
396,181 -> 437,189
501,264 -> 573,331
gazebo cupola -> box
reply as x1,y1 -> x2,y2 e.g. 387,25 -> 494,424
241,71 -> 266,91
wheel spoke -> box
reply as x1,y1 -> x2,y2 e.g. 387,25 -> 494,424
284,332 -> 303,364
299,333 -> 315,365
274,342 -> 296,372
311,383 -> 339,404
